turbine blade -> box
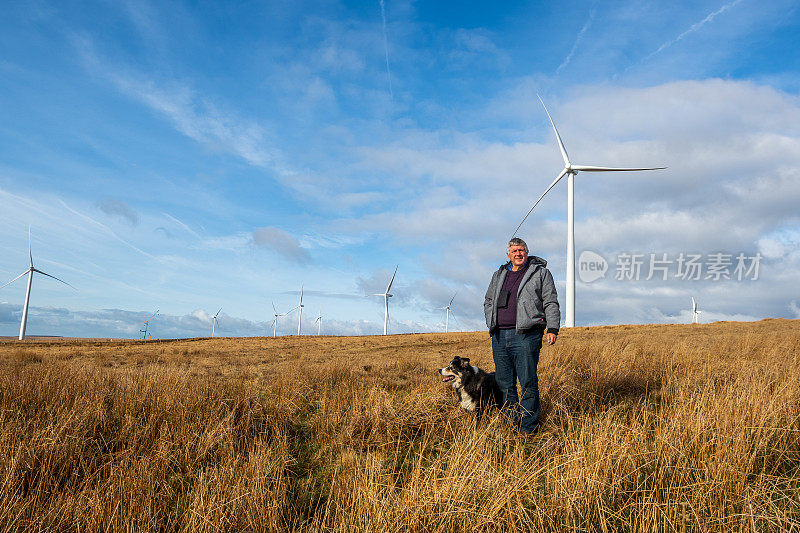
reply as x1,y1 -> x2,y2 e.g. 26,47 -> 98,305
449,291 -> 458,307
1,270 -> 30,289
32,268 -> 76,290
272,301 -> 277,314
216,308 -> 222,316
299,285 -> 304,305
28,225 -> 33,267
450,311 -> 463,332
538,94 -> 570,166
386,265 -> 398,293
571,165 -> 667,172
512,168 -> 569,237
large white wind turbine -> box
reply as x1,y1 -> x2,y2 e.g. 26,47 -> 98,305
1,228 -> 75,340
211,308 -> 222,337
513,95 -> 666,327
270,302 -> 284,337
372,265 -> 398,335
286,286 -> 304,335
691,297 -> 701,324
440,292 -> 457,333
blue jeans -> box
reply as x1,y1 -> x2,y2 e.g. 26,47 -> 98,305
491,328 -> 542,434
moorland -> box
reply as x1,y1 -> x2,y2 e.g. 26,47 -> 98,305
1,319 -> 799,531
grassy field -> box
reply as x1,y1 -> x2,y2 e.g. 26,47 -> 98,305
1,319 -> 799,531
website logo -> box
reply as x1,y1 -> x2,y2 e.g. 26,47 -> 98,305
578,250 -> 608,283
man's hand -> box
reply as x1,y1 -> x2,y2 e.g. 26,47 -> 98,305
546,332 -> 557,345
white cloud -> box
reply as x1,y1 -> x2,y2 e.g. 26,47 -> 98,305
73,35 -> 289,175
252,227 -> 312,263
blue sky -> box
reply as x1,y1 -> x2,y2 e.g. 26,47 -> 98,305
1,0 -> 799,338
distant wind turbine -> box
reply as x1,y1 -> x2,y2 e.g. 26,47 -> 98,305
513,95 -> 666,328
271,302 -> 284,337
140,309 -> 158,340
286,286 -> 304,335
314,309 -> 322,335
691,297 -> 701,324
372,265 -> 398,335
1,227 -> 76,340
440,292 -> 457,333
211,308 -> 222,337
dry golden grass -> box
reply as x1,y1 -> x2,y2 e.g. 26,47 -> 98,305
1,319 -> 799,531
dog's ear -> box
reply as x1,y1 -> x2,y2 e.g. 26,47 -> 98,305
459,358 -> 471,368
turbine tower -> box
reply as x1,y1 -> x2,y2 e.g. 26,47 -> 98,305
211,308 -> 222,337
1,228 -> 75,340
513,95 -> 666,327
691,297 -> 701,324
139,309 -> 158,340
314,309 -> 322,335
270,302 -> 284,337
286,286 -> 304,335
440,292 -> 457,333
372,265 -> 398,335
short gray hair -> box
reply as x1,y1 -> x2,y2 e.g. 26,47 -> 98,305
507,237 -> 528,253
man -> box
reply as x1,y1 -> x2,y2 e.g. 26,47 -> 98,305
484,237 -> 560,435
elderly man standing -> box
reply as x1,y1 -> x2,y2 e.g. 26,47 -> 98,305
484,237 -> 560,435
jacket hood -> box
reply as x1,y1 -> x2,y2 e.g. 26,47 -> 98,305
499,255 -> 547,271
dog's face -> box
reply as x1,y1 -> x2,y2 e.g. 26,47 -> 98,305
438,356 -> 475,388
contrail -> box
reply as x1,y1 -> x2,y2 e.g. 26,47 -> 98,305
557,6 -> 597,73
163,212 -> 202,239
379,0 -> 393,99
59,199 -> 155,259
645,0 -> 745,60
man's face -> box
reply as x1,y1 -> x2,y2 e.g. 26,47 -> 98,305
507,245 -> 528,268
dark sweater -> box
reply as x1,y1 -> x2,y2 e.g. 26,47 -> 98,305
497,261 -> 529,328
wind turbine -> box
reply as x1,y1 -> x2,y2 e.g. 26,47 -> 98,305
140,309 -> 158,340
286,286 -> 304,335
270,302 -> 284,337
1,227 -> 76,340
691,297 -> 701,324
211,308 -> 222,337
314,309 -> 322,335
513,95 -> 666,327
371,265 -> 398,335
440,292 -> 457,333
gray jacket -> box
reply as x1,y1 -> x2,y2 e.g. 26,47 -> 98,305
484,255 -> 561,334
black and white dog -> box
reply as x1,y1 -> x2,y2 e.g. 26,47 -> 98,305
439,356 -> 502,422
